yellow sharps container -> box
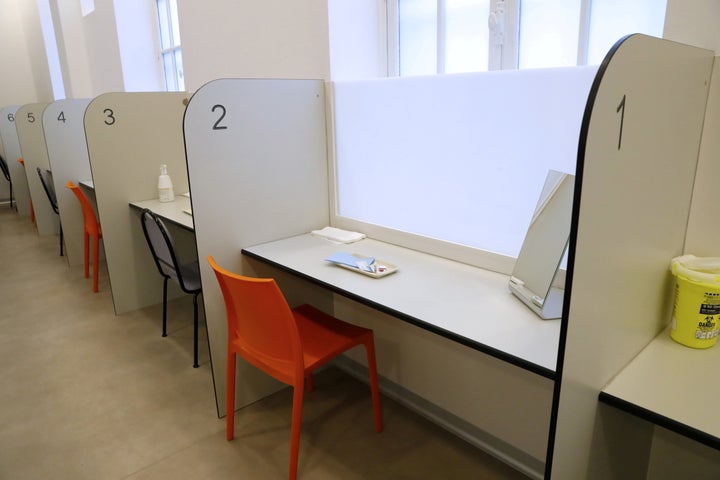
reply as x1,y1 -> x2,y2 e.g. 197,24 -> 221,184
670,255 -> 720,348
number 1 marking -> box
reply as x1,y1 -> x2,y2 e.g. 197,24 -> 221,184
616,94 -> 626,150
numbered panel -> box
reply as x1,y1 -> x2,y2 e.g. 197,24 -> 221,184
549,35 -> 714,478
184,78 -> 330,414
43,99 -> 92,266
85,92 -> 189,314
16,103 -> 56,235
0,105 -> 30,216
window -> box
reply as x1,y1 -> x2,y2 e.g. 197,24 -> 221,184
392,0 -> 666,75
156,0 -> 184,91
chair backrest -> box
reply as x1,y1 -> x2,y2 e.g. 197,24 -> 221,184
66,181 -> 101,236
37,168 -> 58,214
140,208 -> 189,288
0,154 -> 10,182
207,256 -> 303,380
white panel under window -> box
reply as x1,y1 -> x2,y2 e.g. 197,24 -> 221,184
587,0 -> 667,65
399,0 -> 438,75
519,0 -> 581,68
333,66 -> 597,259
445,0 -> 490,73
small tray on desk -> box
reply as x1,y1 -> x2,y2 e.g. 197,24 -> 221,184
326,252 -> 398,278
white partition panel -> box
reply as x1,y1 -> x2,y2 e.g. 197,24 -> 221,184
43,99 -> 92,266
16,103 -> 56,235
0,106 -> 30,216
184,78 -> 330,414
548,35 -> 714,478
331,67 -> 597,272
85,92 -> 189,314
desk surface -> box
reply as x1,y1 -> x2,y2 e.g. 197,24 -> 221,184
243,234 -> 561,378
600,325 -> 720,449
129,196 -> 194,231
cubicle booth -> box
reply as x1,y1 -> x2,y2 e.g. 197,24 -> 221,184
183,34 -> 720,479
15,103 -> 57,237
83,92 -> 194,316
0,105 -> 30,216
183,70 -> 593,476
42,99 -> 93,267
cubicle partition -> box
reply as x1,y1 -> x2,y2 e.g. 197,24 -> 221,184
548,35 -> 715,478
84,92 -> 189,314
0,105 -> 30,216
16,103 -> 56,236
184,78 -> 331,414
43,99 -> 92,266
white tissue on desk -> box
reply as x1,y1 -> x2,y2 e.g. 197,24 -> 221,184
311,226 -> 366,244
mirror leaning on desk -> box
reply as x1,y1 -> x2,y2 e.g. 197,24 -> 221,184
509,170 -> 575,320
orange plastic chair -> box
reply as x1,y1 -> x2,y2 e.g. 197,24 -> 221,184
18,158 -> 35,225
208,256 -> 383,480
66,182 -> 103,292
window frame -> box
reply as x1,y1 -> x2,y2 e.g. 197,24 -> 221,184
156,0 -> 184,92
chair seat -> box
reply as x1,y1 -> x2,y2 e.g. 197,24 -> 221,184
293,304 -> 373,371
178,260 -> 202,293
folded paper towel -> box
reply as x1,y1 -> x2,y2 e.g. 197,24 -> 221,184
311,226 -> 366,244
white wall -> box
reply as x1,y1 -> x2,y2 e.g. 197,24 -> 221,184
0,0 -> 44,106
328,0 -> 386,79
113,0 -> 164,92
53,0 -> 95,98
177,0 -> 331,91
663,0 -> 720,52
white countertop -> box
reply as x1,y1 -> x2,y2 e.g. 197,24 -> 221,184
243,234 -> 561,377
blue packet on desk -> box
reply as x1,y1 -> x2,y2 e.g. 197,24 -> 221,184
325,252 -> 375,272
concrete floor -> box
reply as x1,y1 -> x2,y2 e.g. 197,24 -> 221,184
0,206 -> 529,479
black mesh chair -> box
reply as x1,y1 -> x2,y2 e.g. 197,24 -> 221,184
140,208 -> 202,368
37,167 -> 63,256
0,154 -> 12,209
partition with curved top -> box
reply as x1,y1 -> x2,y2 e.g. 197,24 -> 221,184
16,103 -> 55,236
547,34 -> 715,478
0,105 -> 30,216
84,92 -> 190,314
43,99 -> 93,267
184,78 -> 331,415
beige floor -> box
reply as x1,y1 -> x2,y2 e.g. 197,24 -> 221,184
0,206 -> 529,480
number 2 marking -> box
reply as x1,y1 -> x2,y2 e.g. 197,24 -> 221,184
616,94 -> 626,150
212,104 -> 228,130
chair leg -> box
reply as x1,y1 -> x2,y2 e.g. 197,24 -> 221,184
162,277 -> 168,337
92,235 -> 99,292
83,232 -> 89,279
59,224 -> 64,256
365,336 -> 383,433
226,352 -> 236,440
289,382 -> 304,480
192,293 -> 199,368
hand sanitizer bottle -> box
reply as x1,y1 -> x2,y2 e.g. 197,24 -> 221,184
158,164 -> 174,202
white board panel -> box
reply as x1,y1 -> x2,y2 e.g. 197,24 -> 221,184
85,92 -> 189,314
43,99 -> 92,266
0,106 -> 30,216
184,78 -> 331,414
16,103 -> 56,236
549,35 -> 714,479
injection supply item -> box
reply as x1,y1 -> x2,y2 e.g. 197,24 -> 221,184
670,255 -> 720,348
158,164 -> 174,202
